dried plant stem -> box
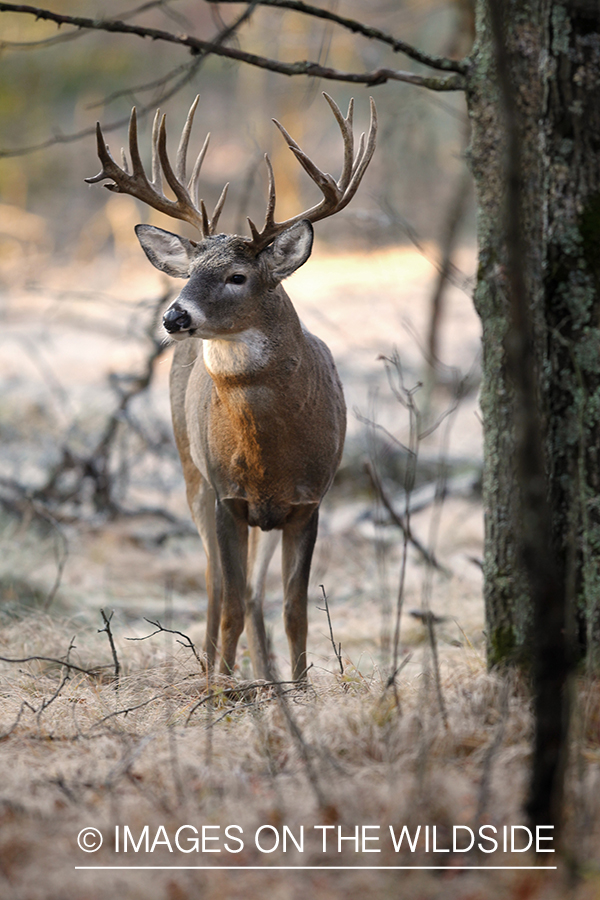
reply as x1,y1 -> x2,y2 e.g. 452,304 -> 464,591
425,613 -> 448,729
99,609 -> 121,688
317,585 -> 344,676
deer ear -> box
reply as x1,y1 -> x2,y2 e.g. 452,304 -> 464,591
262,220 -> 314,282
135,225 -> 196,278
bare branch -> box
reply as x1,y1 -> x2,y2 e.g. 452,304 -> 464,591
0,4 -> 466,157
86,60 -> 197,110
0,0 -> 183,51
0,1 -> 253,157
205,0 -> 468,74
185,676 -> 315,724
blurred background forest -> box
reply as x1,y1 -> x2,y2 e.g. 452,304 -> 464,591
0,0 -> 473,256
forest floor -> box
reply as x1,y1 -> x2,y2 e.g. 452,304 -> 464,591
0,241 -> 598,899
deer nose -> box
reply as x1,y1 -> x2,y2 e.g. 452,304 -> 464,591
163,305 -> 192,333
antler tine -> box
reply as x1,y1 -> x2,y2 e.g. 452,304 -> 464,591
85,121 -> 126,187
210,181 -> 230,234
263,154 -> 277,229
344,97 -> 378,203
200,200 -> 211,236
157,115 -> 189,206
188,132 -> 210,209
245,95 -> 377,253
150,108 -> 163,193
247,154 -> 277,242
86,98 -> 230,238
127,108 -> 150,183
176,94 -> 199,184
322,93 -> 354,194
154,113 -> 210,232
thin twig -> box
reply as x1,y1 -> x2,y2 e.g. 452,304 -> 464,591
383,651 -> 413,692
36,669 -> 71,727
424,613 -> 448,729
126,617 -> 203,668
317,584 -> 344,676
365,460 -> 449,575
86,695 -> 164,732
0,0 -> 182,50
203,685 -> 310,729
35,637 -> 76,728
185,676 -> 315,724
0,700 -> 36,740
0,655 -> 105,675
99,609 -> 121,688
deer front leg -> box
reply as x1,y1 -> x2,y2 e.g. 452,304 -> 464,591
187,479 -> 222,670
215,499 -> 249,676
282,505 -> 319,682
245,528 -> 280,680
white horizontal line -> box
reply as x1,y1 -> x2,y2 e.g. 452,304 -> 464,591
75,866 -> 558,871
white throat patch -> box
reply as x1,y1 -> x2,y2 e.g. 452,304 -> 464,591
202,328 -> 271,377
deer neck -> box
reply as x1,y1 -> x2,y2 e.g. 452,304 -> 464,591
201,289 -> 304,388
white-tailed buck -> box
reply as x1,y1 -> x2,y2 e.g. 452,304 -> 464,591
87,94 -> 376,680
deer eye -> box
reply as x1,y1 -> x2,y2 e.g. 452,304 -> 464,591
228,273 -> 247,285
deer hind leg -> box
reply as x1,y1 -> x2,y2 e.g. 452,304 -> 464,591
215,499 -> 249,676
245,528 -> 280,680
187,477 -> 222,670
282,505 -> 320,682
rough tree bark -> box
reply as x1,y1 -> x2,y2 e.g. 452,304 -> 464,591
468,0 -> 600,669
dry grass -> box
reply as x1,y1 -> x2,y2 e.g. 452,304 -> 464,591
0,612 -> 599,900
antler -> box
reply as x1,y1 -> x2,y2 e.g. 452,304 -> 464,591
246,93 -> 377,253
85,95 -> 228,238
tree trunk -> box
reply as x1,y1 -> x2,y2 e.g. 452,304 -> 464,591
468,0 -> 600,668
